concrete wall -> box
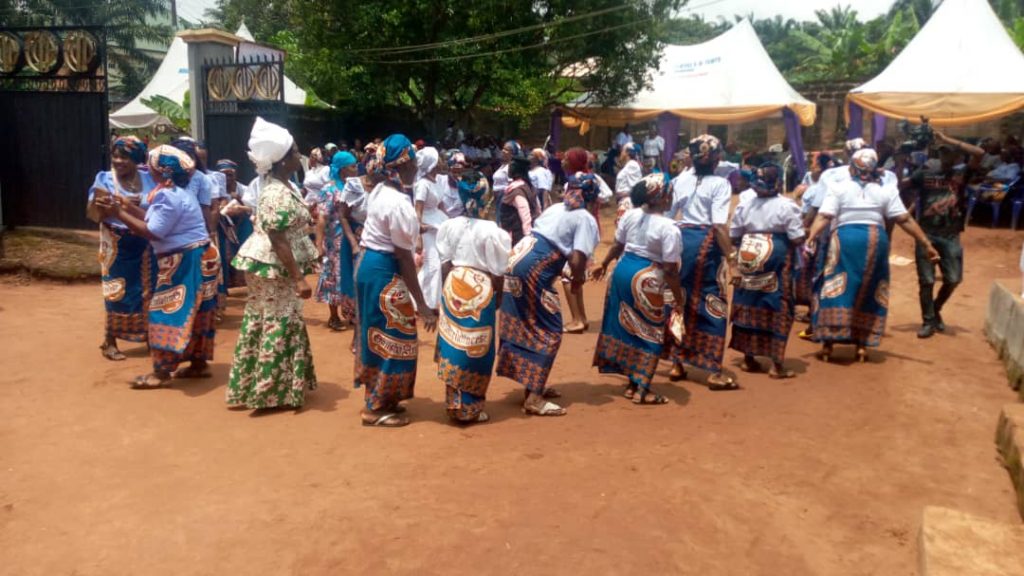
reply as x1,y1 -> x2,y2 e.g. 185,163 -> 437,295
985,280 -> 1024,396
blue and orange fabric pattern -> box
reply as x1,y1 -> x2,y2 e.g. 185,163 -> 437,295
496,233 -> 567,394
593,252 -> 668,391
729,232 -> 797,364
148,241 -> 220,373
354,248 -> 419,411
437,266 -> 499,422
813,224 -> 890,347
673,225 -> 729,372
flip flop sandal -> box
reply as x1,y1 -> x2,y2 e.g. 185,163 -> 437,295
522,400 -> 567,417
798,329 -> 814,341
632,392 -> 669,405
623,386 -> 637,400
361,412 -> 409,427
707,376 -> 739,391
173,366 -> 213,379
668,367 -> 687,382
563,323 -> 589,334
131,374 -> 171,389
327,318 -> 344,332
100,344 -> 127,361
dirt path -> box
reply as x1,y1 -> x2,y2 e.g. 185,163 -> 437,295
1,228 -> 1021,575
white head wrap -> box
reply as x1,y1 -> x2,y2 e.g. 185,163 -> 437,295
247,117 -> 295,176
845,138 -> 867,154
416,146 -> 439,181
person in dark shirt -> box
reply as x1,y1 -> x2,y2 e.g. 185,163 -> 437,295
899,131 -> 984,339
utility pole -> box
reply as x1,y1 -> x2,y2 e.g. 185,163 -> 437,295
170,0 -> 177,30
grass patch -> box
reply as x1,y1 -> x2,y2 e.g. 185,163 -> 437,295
0,227 -> 100,281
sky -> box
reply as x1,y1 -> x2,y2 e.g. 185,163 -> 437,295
685,0 -> 897,22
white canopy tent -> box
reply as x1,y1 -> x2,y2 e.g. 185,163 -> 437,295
109,26 -> 309,129
562,19 -> 816,131
848,0 -> 1024,126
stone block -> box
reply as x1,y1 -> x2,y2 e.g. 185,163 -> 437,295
918,506 -> 1024,576
985,281 -> 1024,392
997,404 -> 1024,520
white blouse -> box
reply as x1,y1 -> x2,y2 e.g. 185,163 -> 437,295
413,176 -> 448,229
492,163 -> 510,195
435,217 -> 511,276
669,173 -> 732,226
341,177 -> 368,223
529,166 -> 554,193
360,183 -> 419,252
819,179 -> 907,228
615,208 -> 682,264
531,202 -> 600,258
615,159 -> 643,199
730,195 -> 806,241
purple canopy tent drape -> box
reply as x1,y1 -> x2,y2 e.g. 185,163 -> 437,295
656,112 -> 680,169
847,101 -> 865,140
548,109 -> 562,151
783,107 -> 807,184
872,112 -> 887,145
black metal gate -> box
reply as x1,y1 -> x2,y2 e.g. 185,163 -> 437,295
0,26 -> 108,229
201,56 -> 286,184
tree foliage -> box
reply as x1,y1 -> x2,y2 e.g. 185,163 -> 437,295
0,0 -> 172,100
208,0 -> 682,129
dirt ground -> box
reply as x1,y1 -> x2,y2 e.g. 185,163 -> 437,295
1,226 -> 1023,576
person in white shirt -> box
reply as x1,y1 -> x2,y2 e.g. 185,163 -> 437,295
727,163 -> 806,379
497,148 -> 600,417
414,147 -> 448,311
434,175 -> 512,424
666,135 -> 737,390
440,150 -> 467,218
806,148 -> 938,363
614,125 -> 633,150
642,125 -> 665,171
356,134 -> 437,428
528,148 -> 554,209
591,174 -> 684,405
733,169 -> 756,206
491,140 -> 520,218
302,147 -> 330,206
615,143 -> 643,206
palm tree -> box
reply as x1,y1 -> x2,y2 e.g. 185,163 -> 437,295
1,0 -> 172,100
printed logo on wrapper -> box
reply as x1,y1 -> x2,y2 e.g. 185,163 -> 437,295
631,264 -> 666,324
367,327 -> 418,360
150,285 -> 186,314
103,278 -> 126,302
443,267 -> 493,321
506,235 -> 536,272
438,315 -> 492,358
618,302 -> 663,345
379,275 -> 417,335
822,273 -> 847,299
738,234 -> 773,275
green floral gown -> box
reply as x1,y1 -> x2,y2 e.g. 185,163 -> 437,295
227,177 -> 318,408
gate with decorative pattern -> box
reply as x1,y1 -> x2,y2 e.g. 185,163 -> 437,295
0,26 -> 108,229
201,55 -> 286,185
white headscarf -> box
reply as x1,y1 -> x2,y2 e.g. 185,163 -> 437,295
416,146 -> 439,181
247,117 -> 295,175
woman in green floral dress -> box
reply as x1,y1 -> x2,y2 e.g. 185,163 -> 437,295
227,118 -> 319,409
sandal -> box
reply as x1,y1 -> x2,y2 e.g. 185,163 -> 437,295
327,317 -> 344,332
623,385 -> 638,400
769,367 -> 796,379
523,399 -> 567,416
856,347 -> 868,363
668,364 -> 687,382
131,373 -> 171,389
819,343 -> 833,363
632,391 -> 669,405
173,365 -> 213,379
361,412 -> 410,427
798,329 -> 814,341
707,374 -> 739,391
563,322 -> 589,334
100,344 -> 126,362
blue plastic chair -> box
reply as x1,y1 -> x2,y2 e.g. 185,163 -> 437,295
966,176 -> 1021,228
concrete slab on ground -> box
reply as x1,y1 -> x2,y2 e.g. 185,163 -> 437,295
997,404 -> 1024,520
984,281 -> 1024,394
919,506 -> 1024,576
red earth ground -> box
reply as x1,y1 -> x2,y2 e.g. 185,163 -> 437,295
1,224 -> 1022,575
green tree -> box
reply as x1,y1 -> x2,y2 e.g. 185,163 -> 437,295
209,0 -> 683,131
0,0 -> 172,100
